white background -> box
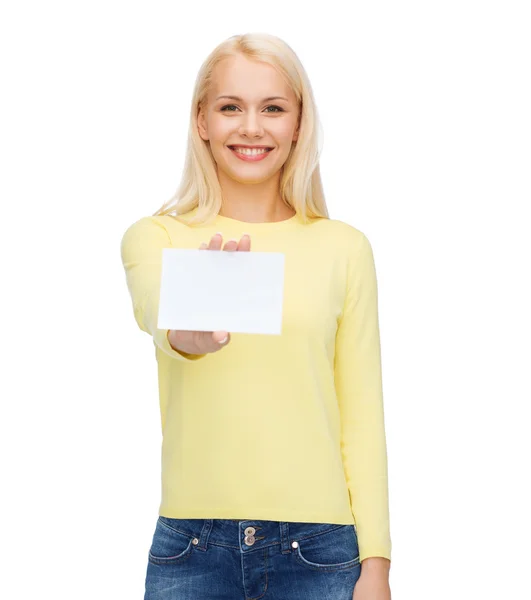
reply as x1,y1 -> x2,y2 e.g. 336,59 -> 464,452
1,1 -> 529,598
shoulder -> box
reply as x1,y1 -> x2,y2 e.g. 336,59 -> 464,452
120,215 -> 177,261
310,217 -> 370,254
121,214 -> 168,237
120,214 -> 186,244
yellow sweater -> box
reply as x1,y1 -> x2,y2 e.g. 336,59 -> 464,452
120,209 -> 392,562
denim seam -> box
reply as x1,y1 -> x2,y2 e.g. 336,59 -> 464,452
294,548 -> 361,571
291,524 -> 352,542
157,518 -> 198,540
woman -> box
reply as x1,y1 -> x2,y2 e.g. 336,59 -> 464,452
121,32 -> 392,600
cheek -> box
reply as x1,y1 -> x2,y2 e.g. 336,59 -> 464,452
273,120 -> 298,143
206,124 -> 231,161
208,118 -> 232,142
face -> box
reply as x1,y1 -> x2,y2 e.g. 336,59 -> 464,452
197,54 -> 300,185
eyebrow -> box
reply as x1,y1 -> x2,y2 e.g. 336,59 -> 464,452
216,95 -> 289,102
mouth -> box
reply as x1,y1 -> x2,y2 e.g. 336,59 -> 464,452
228,145 -> 274,151
227,146 -> 275,162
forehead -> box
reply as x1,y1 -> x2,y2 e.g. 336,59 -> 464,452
209,55 -> 294,102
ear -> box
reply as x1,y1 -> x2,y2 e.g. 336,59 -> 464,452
197,107 -> 209,141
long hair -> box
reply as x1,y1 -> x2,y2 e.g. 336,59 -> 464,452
153,32 -> 329,226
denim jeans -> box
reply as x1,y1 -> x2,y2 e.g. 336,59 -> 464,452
144,517 -> 361,599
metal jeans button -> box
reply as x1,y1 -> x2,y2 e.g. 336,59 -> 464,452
244,527 -> 256,536
244,535 -> 255,545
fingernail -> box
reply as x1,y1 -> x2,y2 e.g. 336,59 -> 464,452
218,335 -> 228,344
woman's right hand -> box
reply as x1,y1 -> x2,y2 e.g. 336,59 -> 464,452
166,233 -> 251,355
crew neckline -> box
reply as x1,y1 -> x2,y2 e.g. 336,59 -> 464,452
214,211 -> 300,228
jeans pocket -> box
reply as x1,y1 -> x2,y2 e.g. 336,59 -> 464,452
293,524 -> 360,572
148,517 -> 196,565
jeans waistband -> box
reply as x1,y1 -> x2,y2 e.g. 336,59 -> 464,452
156,517 -> 353,555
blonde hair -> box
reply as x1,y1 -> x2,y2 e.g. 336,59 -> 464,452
153,32 -> 329,226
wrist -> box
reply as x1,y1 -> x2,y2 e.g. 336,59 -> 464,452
360,557 -> 391,578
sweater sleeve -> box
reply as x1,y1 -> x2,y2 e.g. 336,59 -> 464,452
334,231 -> 391,562
120,216 -> 207,362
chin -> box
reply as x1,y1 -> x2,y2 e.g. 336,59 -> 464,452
230,172 -> 275,185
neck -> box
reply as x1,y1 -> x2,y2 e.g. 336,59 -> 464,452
217,168 -> 294,223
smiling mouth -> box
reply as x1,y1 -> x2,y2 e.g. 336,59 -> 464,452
226,146 -> 275,162
228,146 -> 274,151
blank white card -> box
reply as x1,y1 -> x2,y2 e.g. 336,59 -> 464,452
157,248 -> 286,335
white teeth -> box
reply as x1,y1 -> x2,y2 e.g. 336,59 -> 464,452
232,147 -> 270,156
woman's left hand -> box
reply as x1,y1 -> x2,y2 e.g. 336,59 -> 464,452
352,571 -> 391,600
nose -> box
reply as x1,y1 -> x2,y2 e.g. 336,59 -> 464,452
238,110 -> 263,138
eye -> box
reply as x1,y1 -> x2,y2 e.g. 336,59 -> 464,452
220,105 -> 284,113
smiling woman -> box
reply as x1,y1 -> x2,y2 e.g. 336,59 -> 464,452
120,31 -> 392,600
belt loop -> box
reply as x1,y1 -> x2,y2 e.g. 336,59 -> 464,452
279,521 -> 291,554
195,519 -> 213,552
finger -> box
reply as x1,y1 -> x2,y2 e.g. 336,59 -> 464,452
211,331 -> 230,346
208,233 -> 223,251
223,238 -> 239,251
199,241 -> 208,250
238,234 -> 251,252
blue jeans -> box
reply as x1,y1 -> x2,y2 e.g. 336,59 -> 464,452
144,517 -> 361,599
